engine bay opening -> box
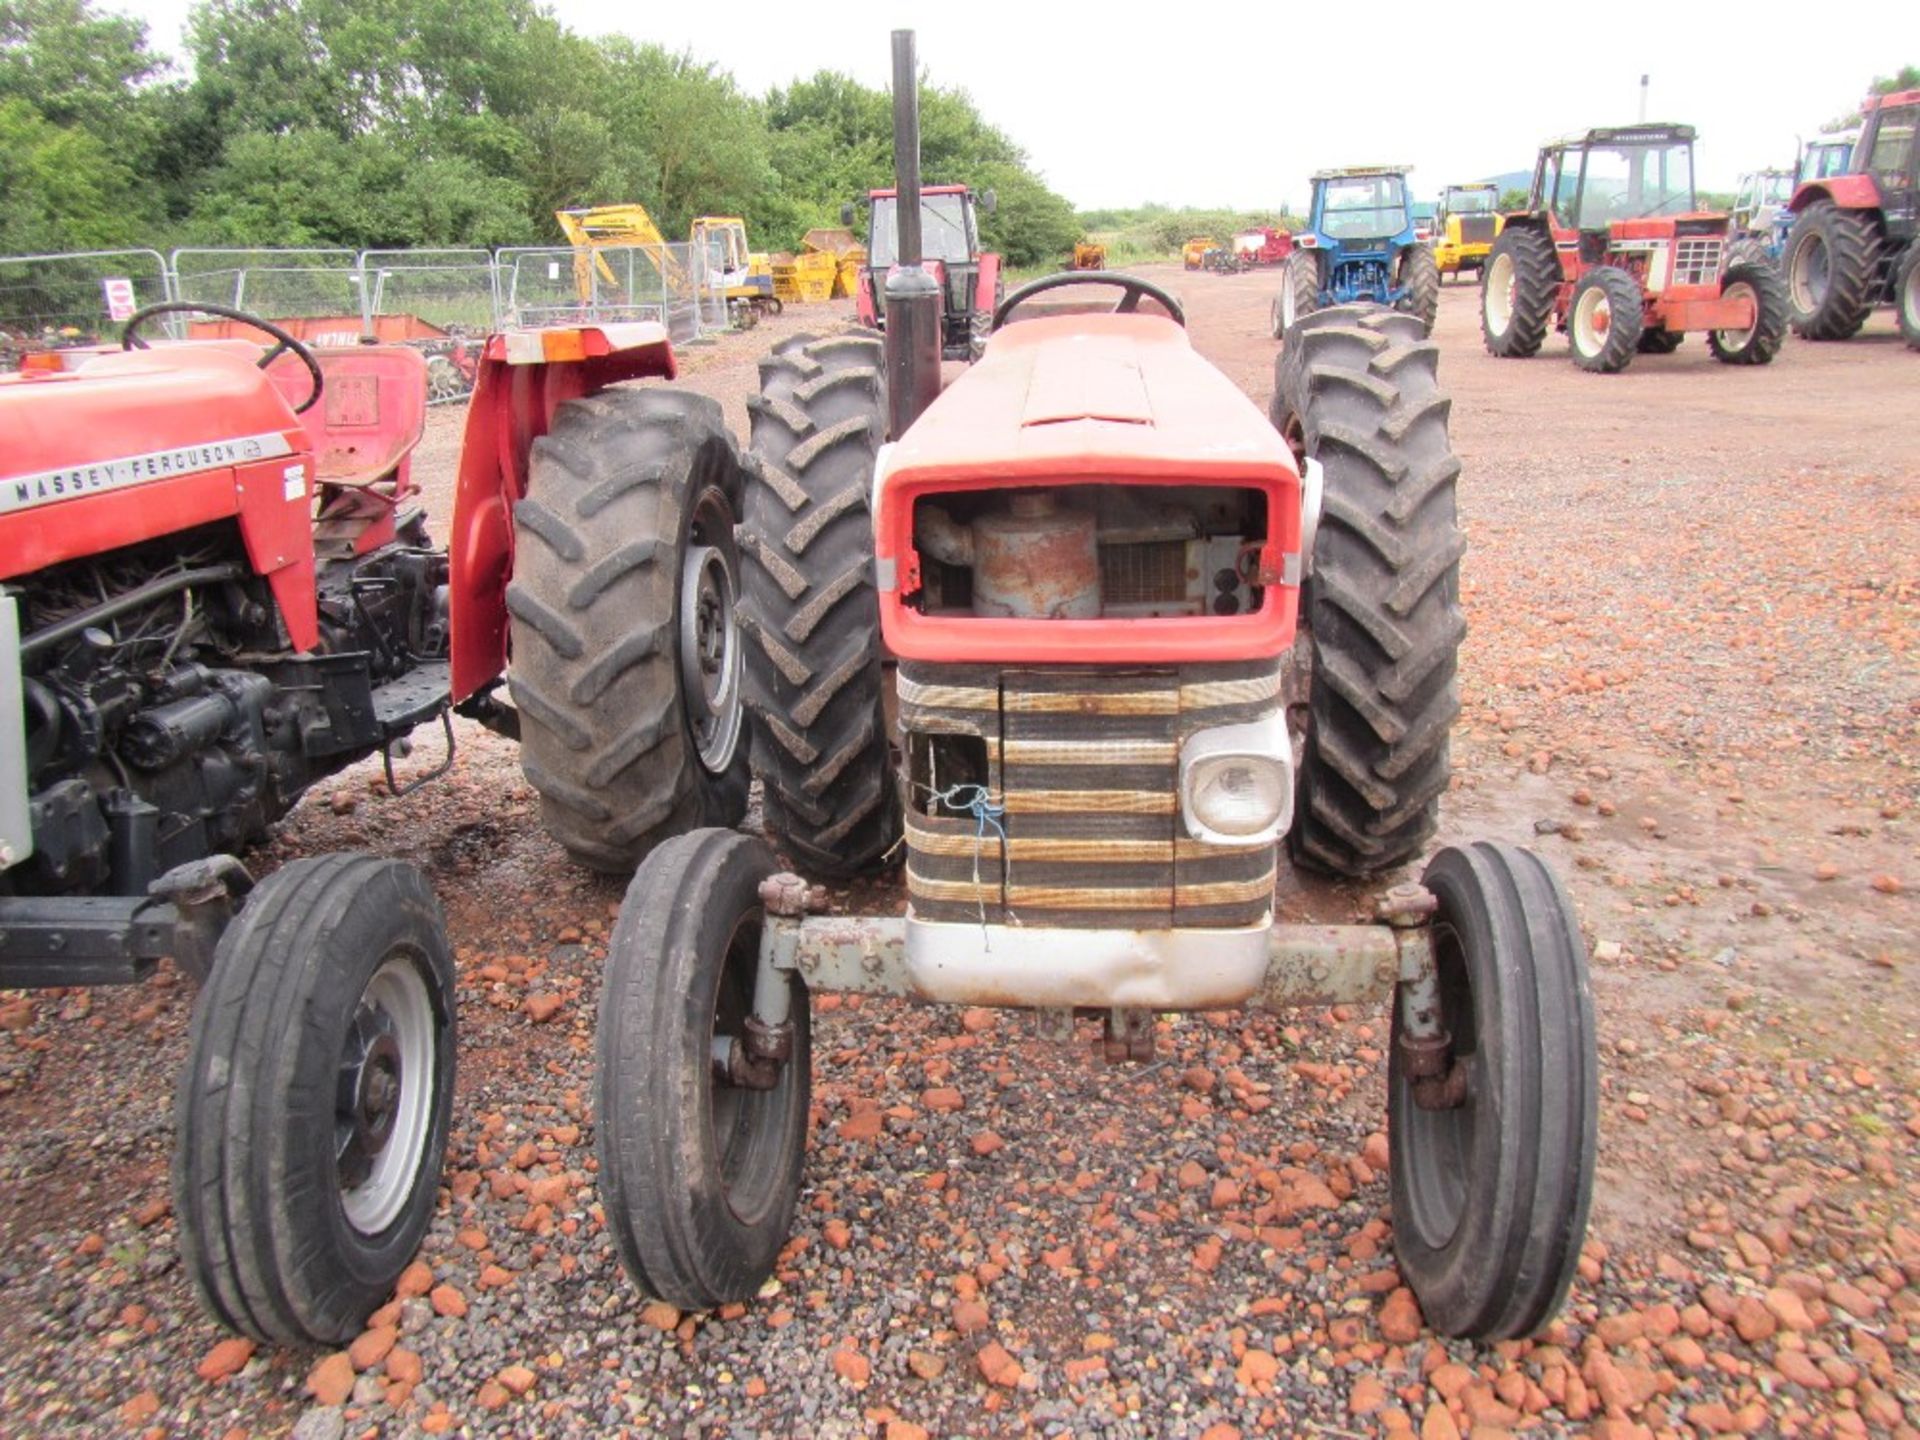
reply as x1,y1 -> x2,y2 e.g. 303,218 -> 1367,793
907,484 -> 1270,620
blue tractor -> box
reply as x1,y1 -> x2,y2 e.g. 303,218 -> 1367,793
1270,166 -> 1439,338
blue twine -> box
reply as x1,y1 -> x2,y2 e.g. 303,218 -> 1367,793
921,782 -> 1007,933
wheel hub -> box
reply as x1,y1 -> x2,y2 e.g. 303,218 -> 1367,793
335,955 -> 437,1234
338,1021 -> 404,1190
680,540 -> 744,775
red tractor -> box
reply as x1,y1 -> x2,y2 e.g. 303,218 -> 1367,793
1,302 -> 751,1344
848,182 -> 1001,360
590,32 -> 1598,1344
1780,88 -> 1920,349
1481,123 -> 1789,372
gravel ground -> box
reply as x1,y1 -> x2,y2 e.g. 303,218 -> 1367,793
1,274 -> 1914,1440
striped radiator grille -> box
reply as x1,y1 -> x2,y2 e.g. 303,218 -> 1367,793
899,660 -> 1283,929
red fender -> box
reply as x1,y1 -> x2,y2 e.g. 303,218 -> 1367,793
974,252 -> 1001,315
1788,174 -> 1884,216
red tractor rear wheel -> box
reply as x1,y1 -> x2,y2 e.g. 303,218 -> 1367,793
1784,200 -> 1880,340
1895,242 -> 1920,351
1479,226 -> 1558,359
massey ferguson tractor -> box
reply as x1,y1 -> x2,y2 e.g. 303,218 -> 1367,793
1,299 -> 752,1345
1780,88 -> 1920,349
848,181 -> 1001,360
591,32 -> 1599,1344
1480,123 -> 1790,372
1271,166 -> 1438,339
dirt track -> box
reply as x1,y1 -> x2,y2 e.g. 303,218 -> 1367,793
0,270 -> 1914,1438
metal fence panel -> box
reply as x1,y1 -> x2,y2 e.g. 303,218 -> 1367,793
169,248 -> 362,336
0,249 -> 174,360
499,241 -> 729,344
359,249 -> 500,336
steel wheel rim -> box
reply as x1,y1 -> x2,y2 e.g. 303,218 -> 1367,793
1717,279 -> 1757,351
708,911 -> 785,1227
338,953 -> 436,1235
426,355 -> 461,401
1281,276 -> 1297,332
1398,921 -> 1477,1250
1791,234 -> 1828,313
1485,252 -> 1514,334
1572,286 -> 1609,354
680,489 -> 744,776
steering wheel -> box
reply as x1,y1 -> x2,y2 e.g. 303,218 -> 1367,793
992,271 -> 1187,331
122,301 -> 325,415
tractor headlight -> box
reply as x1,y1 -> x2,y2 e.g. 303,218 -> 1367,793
1181,715 -> 1294,845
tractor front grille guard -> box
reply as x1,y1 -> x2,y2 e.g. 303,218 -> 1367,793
1673,237 -> 1725,288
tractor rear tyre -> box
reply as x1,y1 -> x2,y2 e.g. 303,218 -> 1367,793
1894,242 -> 1920,351
1389,842 -> 1596,1339
1480,225 -> 1559,358
508,389 -> 750,873
1273,306 -> 1465,878
1567,267 -> 1643,373
1278,252 -> 1320,337
1397,244 -> 1440,336
596,829 -> 810,1310
1708,260 -> 1789,365
1784,200 -> 1879,340
740,331 -> 902,878
1636,329 -> 1683,354
174,855 -> 456,1345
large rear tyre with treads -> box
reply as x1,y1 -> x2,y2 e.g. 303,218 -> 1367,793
1389,842 -> 1597,1340
1784,200 -> 1879,340
1272,305 -> 1465,878
596,829 -> 811,1309
1894,242 -> 1920,351
1480,225 -> 1558,358
741,331 -> 902,877
173,855 -> 456,1345
508,388 -> 750,873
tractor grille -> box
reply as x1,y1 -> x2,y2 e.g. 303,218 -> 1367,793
899,659 -> 1282,930
1099,541 -> 1190,607
1460,216 -> 1497,245
1673,237 -> 1724,288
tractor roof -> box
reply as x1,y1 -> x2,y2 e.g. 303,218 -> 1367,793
1862,89 -> 1920,111
867,184 -> 970,199
1313,165 -> 1413,180
1544,123 -> 1696,149
1444,182 -> 1498,191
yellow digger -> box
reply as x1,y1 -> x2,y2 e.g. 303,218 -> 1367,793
1431,184 -> 1504,283
691,216 -> 780,326
554,205 -> 778,328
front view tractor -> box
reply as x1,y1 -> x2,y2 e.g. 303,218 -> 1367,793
590,31 -> 1599,1345
1272,166 -> 1439,338
1482,123 -> 1789,372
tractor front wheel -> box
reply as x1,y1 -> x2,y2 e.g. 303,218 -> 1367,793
508,388 -> 750,872
173,855 -> 456,1345
1894,242 -> 1920,351
1397,244 -> 1440,336
1708,260 -> 1789,365
1784,200 -> 1879,340
740,331 -> 902,877
1480,226 -> 1558,358
1273,306 -> 1465,878
1567,267 -> 1643,373
596,829 -> 811,1310
1636,329 -> 1683,355
1389,842 -> 1597,1340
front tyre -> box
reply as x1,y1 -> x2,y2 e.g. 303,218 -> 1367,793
1708,260 -> 1789,365
1273,306 -> 1465,878
1279,252 -> 1320,336
173,855 -> 456,1345
1389,842 -> 1597,1340
1894,242 -> 1920,351
1567,267 -> 1643,373
596,829 -> 811,1309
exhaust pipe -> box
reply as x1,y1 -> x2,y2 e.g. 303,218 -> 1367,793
884,29 -> 943,440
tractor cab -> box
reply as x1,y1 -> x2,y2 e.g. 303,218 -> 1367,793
1732,170 -> 1793,236
1799,134 -> 1860,186
1274,166 -> 1437,337
1528,124 -> 1708,240
850,183 -> 1001,360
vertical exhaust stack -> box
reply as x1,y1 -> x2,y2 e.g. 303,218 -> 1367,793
884,29 -> 943,441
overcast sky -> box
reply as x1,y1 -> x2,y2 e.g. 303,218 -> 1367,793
122,0 -> 1920,205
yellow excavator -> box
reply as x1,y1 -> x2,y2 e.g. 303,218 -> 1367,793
553,206 -> 778,328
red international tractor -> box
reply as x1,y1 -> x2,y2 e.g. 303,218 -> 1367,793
1481,123 -> 1789,372
590,32 -> 1599,1344
1780,88 -> 1920,349
1,301 -> 751,1344
848,182 -> 1001,360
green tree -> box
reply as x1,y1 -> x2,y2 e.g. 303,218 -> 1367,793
0,96 -> 148,252
1822,64 -> 1920,131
